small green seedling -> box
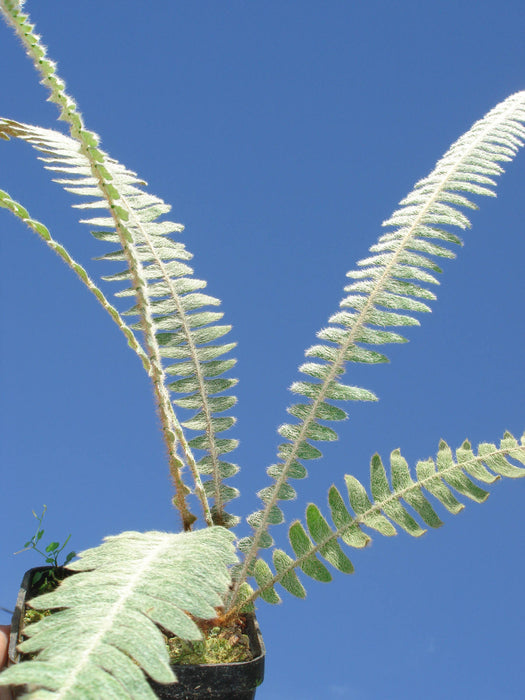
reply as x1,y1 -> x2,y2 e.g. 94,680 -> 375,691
15,506 -> 75,589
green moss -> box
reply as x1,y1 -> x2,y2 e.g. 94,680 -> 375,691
23,607 -> 51,625
166,621 -> 253,665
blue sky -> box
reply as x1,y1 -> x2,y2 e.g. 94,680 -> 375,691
1,2 -> 524,698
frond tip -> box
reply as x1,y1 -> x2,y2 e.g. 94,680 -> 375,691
0,528 -> 237,698
239,431 -> 525,608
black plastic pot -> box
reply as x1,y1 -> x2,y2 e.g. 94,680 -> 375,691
8,566 -> 69,667
8,566 -> 72,699
9,567 -> 265,699
148,614 -> 265,700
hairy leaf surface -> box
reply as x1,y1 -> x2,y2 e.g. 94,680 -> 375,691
0,528 -> 237,698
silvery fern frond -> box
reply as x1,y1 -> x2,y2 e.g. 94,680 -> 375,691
0,528 -> 237,698
231,91 -> 525,602
0,118 -> 240,528
239,432 -> 525,607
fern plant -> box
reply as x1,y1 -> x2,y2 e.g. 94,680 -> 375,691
0,1 -> 524,697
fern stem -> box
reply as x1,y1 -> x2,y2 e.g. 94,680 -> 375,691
116,196 -> 226,523
106,185 -> 215,527
0,1 -> 212,529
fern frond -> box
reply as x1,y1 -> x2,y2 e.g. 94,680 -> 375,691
0,528 -> 237,698
229,91 -> 525,604
234,431 -> 525,609
0,187 -> 150,372
0,116 -> 241,529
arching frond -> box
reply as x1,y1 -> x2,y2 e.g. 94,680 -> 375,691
0,187 -> 150,371
0,118 -> 240,528
229,91 -> 525,603
235,431 -> 525,608
0,528 -> 237,698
